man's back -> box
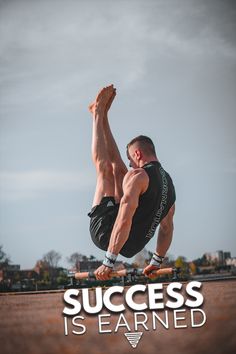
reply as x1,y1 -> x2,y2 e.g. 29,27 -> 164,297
120,161 -> 176,257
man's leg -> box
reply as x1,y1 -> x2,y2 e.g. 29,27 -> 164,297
89,85 -> 127,206
103,89 -> 128,201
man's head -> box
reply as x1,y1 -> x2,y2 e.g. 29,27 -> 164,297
126,135 -> 157,168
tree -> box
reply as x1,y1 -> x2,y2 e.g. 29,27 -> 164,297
89,255 -> 96,261
40,250 -> 62,286
42,250 -> 61,268
67,252 -> 84,270
189,261 -> 197,275
0,245 -> 11,269
201,254 -> 210,266
175,256 -> 189,278
134,248 -> 149,268
175,256 -> 187,268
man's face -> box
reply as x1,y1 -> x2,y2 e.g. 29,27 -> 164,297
127,145 -> 139,169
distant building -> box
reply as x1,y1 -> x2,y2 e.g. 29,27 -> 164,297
226,257 -> 236,267
197,266 -> 215,274
224,252 -> 231,260
1,269 -> 39,282
0,267 -> 39,292
0,263 -> 20,271
5,264 -> 20,271
204,250 -> 231,265
0,264 -> 21,282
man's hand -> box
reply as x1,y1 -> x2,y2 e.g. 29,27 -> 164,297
94,264 -> 113,281
143,264 -> 160,279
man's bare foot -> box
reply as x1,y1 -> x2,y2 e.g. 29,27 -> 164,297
88,85 -> 116,116
88,87 -> 105,114
105,88 -> 116,114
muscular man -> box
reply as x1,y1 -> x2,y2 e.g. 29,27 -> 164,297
88,85 -> 176,280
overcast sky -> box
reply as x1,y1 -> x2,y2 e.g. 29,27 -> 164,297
0,0 -> 236,269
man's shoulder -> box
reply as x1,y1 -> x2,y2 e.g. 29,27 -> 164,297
125,168 -> 148,180
124,169 -> 149,192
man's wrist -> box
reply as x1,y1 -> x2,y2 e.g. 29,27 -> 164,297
103,251 -> 117,268
150,253 -> 164,267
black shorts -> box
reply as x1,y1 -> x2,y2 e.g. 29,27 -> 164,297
88,197 -> 119,252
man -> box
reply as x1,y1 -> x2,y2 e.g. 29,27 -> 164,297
88,84 -> 176,280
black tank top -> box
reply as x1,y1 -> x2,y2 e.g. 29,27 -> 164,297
120,161 -> 176,257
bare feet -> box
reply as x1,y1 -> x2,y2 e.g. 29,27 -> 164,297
88,85 -> 116,116
105,88 -> 116,114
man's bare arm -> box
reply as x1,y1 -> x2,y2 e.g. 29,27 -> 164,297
155,204 -> 175,256
143,204 -> 175,278
108,169 -> 148,254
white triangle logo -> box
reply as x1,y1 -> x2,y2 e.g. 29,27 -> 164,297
107,201 -> 114,207
124,332 -> 143,348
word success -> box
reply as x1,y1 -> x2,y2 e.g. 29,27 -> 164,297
62,281 -> 207,335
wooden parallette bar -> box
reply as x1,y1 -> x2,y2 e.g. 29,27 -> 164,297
74,267 -> 174,280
